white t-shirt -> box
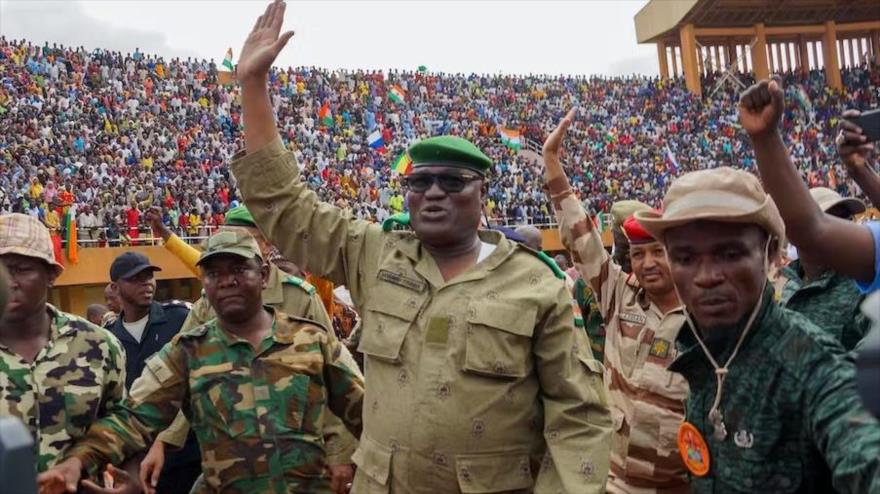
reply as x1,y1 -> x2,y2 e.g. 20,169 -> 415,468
122,314 -> 149,343
477,241 -> 496,264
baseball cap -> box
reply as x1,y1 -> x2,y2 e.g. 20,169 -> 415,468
0,213 -> 65,273
110,252 -> 161,282
635,167 -> 785,243
224,206 -> 257,227
196,230 -> 263,267
809,187 -> 865,216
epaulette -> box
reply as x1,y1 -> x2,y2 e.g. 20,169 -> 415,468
382,213 -> 410,232
171,323 -> 209,344
282,275 -> 316,295
163,299 -> 192,310
535,251 -> 566,280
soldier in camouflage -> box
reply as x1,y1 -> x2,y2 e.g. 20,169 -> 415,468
775,187 -> 871,350
0,213 -> 128,476
39,230 -> 364,494
636,157 -> 880,491
141,205 -> 359,494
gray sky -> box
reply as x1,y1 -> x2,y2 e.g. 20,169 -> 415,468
0,0 -> 658,76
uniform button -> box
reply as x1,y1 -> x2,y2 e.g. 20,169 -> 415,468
406,298 -> 417,309
438,383 -> 451,399
459,467 -> 472,482
433,453 -> 448,466
371,400 -> 379,413
529,272 -> 540,285
493,361 -> 507,374
486,290 -> 498,300
390,440 -> 400,453
519,458 -> 531,476
471,419 -> 485,438
548,428 -> 560,441
377,322 -> 385,333
397,369 -> 409,385
467,307 -> 476,319
580,460 -> 595,479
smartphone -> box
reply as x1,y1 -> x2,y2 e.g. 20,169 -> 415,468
849,108 -> 880,142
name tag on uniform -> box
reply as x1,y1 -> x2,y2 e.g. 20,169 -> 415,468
378,269 -> 426,292
619,312 -> 647,325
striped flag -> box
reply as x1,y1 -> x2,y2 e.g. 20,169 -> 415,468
393,152 -> 413,175
221,48 -> 234,72
65,205 -> 78,264
388,84 -> 406,104
318,103 -> 333,127
218,48 -> 234,86
367,130 -> 386,154
498,127 -> 522,150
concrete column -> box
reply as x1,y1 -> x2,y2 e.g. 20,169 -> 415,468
798,36 -> 810,74
752,23 -> 770,80
680,23 -> 702,96
823,21 -> 843,91
657,41 -> 670,79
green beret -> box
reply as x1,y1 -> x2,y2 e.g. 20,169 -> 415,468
610,200 -> 650,231
224,206 -> 256,227
408,136 -> 492,175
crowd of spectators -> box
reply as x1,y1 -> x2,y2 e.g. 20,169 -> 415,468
1,36 -> 878,246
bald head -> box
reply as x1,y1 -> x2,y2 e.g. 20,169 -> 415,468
515,225 -> 543,252
86,304 -> 109,326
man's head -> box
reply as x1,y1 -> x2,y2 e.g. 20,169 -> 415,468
553,254 -> 569,271
0,214 -> 65,323
623,215 -> 674,296
103,283 -> 121,313
197,230 -> 268,324
515,225 -> 543,251
402,136 -> 491,248
611,200 -> 650,273
110,252 -> 161,311
799,187 -> 866,271
636,167 -> 784,332
86,304 -> 109,326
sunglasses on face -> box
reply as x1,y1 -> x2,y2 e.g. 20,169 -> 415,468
402,173 -> 482,193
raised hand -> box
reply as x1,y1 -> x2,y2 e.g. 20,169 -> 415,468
738,76 -> 784,138
237,0 -> 295,83
543,108 -> 576,159
837,109 -> 875,170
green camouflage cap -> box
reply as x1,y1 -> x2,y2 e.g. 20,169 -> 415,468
197,230 -> 263,266
408,135 -> 493,175
610,200 -> 650,232
224,206 -> 256,227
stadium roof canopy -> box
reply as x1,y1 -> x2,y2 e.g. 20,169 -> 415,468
635,0 -> 880,44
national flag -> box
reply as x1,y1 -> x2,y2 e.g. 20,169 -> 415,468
318,103 -> 333,127
388,84 -> 406,104
367,130 -> 386,153
498,127 -> 522,150
664,145 -> 679,174
794,84 -> 812,112
417,65 -> 427,73
595,212 -> 607,234
221,48 -> 234,72
393,152 -> 413,175
65,205 -> 78,264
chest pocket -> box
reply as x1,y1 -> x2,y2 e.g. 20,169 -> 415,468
188,361 -> 246,438
358,297 -> 421,363
463,302 -> 535,379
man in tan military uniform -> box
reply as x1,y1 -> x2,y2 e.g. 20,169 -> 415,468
543,111 -> 689,494
141,205 -> 359,493
229,2 -> 611,492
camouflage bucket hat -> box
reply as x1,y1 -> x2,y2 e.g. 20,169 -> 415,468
0,213 -> 65,273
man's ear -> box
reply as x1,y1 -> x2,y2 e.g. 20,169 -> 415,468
260,261 -> 270,289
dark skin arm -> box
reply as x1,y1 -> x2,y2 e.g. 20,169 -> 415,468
837,109 -> 880,207
740,78 -> 876,284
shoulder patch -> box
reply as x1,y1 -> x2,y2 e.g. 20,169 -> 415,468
163,300 -> 193,310
171,322 -> 210,344
532,250 -> 565,280
282,275 -> 316,295
382,212 -> 410,232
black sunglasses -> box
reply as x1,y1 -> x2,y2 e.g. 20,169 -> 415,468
402,173 -> 482,193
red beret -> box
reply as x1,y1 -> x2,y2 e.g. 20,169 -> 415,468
623,214 -> 657,244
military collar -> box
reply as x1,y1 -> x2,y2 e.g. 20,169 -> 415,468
669,285 -> 777,377
212,306 -> 296,348
262,264 -> 285,305
781,259 -> 834,291
395,229 -> 514,288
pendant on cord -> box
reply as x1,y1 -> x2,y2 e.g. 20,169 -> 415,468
708,409 -> 727,441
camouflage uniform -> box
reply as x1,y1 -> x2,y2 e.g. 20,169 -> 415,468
549,180 -> 689,494
777,260 -> 870,351
62,309 -> 364,494
231,138 -> 612,493
574,278 -> 607,363
669,288 -> 880,493
0,305 -> 128,472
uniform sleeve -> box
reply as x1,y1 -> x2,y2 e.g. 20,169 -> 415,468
179,297 -> 210,334
321,332 -> 365,439
548,184 -> 624,320
533,284 -> 613,493
63,341 -> 190,475
230,138 -> 383,306
155,412 -> 190,449
99,330 -> 128,414
163,233 -> 201,277
802,337 -> 880,493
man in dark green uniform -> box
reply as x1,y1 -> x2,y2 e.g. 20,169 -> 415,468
776,187 -> 870,350
635,164 -> 880,493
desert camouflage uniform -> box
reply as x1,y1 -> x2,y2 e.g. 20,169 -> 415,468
549,179 -> 690,494
231,138 -> 612,493
670,288 -> 880,493
776,260 -> 870,351
162,264 -> 360,467
0,305 -> 127,472
62,309 -> 364,494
